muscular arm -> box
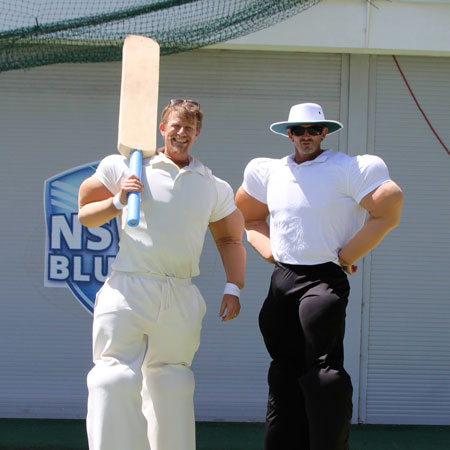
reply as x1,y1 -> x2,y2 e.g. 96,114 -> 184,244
209,208 -> 246,322
235,187 -> 274,264
338,181 -> 404,272
78,175 -> 143,228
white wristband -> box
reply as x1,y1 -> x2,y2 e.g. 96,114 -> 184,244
112,193 -> 125,210
224,282 -> 241,298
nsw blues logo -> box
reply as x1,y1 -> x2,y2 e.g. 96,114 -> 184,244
44,162 -> 119,314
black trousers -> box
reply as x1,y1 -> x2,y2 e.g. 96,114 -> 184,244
259,262 -> 353,450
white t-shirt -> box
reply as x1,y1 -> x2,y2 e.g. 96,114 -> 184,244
94,153 -> 236,278
242,150 -> 391,265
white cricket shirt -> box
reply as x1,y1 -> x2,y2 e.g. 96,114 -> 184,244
242,150 -> 391,265
94,153 -> 236,278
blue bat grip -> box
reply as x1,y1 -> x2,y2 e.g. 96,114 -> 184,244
127,150 -> 143,227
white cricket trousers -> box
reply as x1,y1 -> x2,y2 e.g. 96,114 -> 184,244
86,271 -> 206,450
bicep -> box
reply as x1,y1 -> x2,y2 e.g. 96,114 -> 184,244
235,186 -> 269,223
78,176 -> 114,209
209,209 -> 244,245
360,181 -> 404,224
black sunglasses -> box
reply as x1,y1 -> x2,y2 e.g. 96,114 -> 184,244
289,125 -> 324,137
170,98 -> 201,109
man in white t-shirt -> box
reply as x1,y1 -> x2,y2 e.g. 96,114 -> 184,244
236,103 -> 403,450
78,99 -> 246,450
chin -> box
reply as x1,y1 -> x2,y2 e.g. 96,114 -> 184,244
299,148 -> 317,154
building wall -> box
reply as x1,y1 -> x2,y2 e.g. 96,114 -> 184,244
1,47 -> 449,424
361,54 -> 450,425
218,0 -> 450,56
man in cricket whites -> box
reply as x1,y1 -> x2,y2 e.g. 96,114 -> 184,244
78,99 -> 246,450
236,102 -> 403,450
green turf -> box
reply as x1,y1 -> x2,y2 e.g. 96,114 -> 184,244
0,419 -> 87,449
0,419 -> 449,449
350,425 -> 450,450
196,422 -> 264,450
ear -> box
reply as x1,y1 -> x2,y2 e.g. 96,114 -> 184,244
286,128 -> 294,142
159,122 -> 165,137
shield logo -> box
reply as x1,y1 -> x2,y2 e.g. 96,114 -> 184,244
44,162 -> 119,314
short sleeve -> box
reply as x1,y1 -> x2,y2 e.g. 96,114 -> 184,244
209,177 -> 236,223
348,154 -> 392,203
241,158 -> 273,204
93,154 -> 128,194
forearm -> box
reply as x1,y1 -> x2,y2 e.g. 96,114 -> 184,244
245,220 -> 275,264
339,216 -> 399,266
78,197 -> 121,228
216,241 -> 246,289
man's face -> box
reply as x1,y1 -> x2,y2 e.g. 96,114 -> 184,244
159,110 -> 201,166
287,124 -> 328,161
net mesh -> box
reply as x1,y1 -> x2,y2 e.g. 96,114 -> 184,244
0,0 -> 320,73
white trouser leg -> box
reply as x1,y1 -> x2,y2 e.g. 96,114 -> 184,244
143,364 -> 196,450
87,272 -> 206,450
142,277 -> 206,450
86,278 -> 151,450
87,356 -> 150,450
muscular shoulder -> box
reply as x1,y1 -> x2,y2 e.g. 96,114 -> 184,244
353,153 -> 388,171
210,172 -> 234,199
242,157 -> 284,204
243,157 -> 284,187
325,151 -> 388,176
95,154 -> 128,173
203,170 -> 236,223
194,159 -> 233,195
346,154 -> 391,202
244,157 -> 281,178
94,154 -> 129,192
328,151 -> 386,170
347,154 -> 389,181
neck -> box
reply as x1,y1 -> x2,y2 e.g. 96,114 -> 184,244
160,149 -> 190,169
175,160 -> 190,169
294,148 -> 323,164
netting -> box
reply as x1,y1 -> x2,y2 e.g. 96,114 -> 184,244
0,0 -> 320,73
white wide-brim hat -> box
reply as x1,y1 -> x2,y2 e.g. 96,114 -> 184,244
270,103 -> 343,137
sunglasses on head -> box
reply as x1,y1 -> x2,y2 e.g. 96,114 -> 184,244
170,98 -> 201,109
289,125 -> 324,136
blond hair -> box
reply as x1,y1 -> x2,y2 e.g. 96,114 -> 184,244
160,99 -> 203,130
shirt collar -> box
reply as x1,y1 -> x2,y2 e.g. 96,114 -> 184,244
286,149 -> 332,167
147,152 -> 209,176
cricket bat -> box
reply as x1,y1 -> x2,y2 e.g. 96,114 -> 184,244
117,35 -> 160,226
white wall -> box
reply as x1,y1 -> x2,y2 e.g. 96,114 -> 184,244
214,0 -> 450,56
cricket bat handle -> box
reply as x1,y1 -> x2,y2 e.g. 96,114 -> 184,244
127,149 -> 142,227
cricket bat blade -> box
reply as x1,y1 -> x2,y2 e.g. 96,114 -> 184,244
117,35 -> 160,226
117,35 -> 160,159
